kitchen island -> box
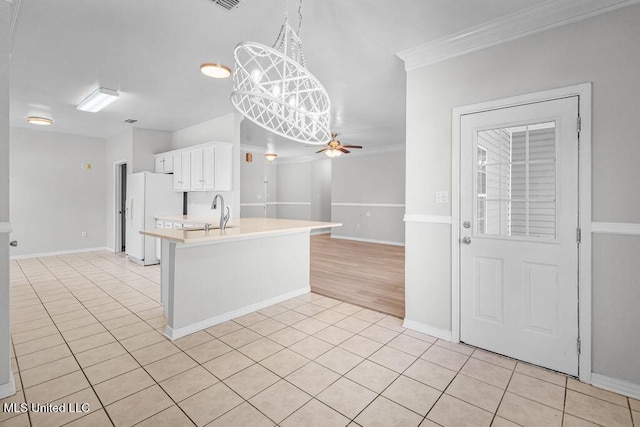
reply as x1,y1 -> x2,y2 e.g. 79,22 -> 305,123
141,217 -> 340,340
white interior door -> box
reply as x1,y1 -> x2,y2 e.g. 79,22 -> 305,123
460,96 -> 580,376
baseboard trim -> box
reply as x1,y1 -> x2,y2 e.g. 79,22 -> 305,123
402,319 -> 452,341
591,222 -> 640,236
10,246 -> 109,260
165,286 -> 311,340
590,373 -> 640,400
330,235 -> 405,247
0,374 -> 16,399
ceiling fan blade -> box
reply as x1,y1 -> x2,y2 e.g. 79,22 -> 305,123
338,147 -> 350,154
316,147 -> 329,153
341,145 -> 363,149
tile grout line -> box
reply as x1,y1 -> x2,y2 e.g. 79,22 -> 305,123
14,256 -> 118,427
48,253 -> 201,427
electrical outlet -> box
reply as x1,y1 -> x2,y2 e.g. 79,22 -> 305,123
366,212 -> 371,217
81,231 -> 87,237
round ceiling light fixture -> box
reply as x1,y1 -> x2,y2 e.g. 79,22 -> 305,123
27,116 -> 53,126
200,63 -> 232,79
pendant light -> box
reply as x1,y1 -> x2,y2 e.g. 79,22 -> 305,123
231,0 -> 331,145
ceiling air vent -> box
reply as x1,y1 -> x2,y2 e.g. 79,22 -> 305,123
124,119 -> 137,124
211,0 -> 239,11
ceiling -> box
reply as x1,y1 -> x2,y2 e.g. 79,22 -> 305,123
10,0 -> 548,159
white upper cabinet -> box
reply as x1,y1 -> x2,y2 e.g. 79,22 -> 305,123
203,146 -> 215,191
156,142 -> 232,192
154,153 -> 173,173
173,151 -> 191,191
191,148 -> 204,191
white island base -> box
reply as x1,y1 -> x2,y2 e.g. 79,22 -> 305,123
148,219 -> 340,340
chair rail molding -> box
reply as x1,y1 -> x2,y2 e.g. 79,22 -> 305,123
0,222 -> 11,234
403,214 -> 452,224
332,203 -> 405,208
591,222 -> 640,236
266,202 -> 311,206
397,0 -> 640,70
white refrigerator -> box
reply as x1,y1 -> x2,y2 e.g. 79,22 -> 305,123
126,172 -> 182,265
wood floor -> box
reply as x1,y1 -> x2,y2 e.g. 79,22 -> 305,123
310,234 -> 405,318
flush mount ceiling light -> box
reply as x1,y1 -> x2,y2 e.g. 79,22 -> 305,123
26,116 -> 53,126
76,87 -> 119,113
200,63 -> 232,79
231,0 -> 331,145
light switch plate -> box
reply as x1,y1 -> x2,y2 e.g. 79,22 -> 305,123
435,191 -> 449,204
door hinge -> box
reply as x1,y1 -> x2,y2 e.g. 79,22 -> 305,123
577,116 -> 581,134
577,338 -> 581,355
576,228 -> 582,244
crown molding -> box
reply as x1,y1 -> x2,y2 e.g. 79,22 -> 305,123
397,0 -> 640,71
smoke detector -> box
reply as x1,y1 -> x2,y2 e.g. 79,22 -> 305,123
211,0 -> 239,11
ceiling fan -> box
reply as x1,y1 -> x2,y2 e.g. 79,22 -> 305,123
315,133 -> 363,157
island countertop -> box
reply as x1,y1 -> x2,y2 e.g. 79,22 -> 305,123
141,217 -> 341,244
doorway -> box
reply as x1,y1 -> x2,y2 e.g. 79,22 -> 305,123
114,161 -> 127,253
451,85 -> 592,381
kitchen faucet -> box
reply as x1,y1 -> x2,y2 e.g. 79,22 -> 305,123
211,194 -> 230,230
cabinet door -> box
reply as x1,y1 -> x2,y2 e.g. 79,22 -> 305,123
173,154 -> 183,190
181,151 -> 191,190
191,149 -> 204,191
154,156 -> 164,173
203,147 -> 215,191
163,154 -> 173,173
214,144 -> 233,191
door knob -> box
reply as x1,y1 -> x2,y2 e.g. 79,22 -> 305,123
10,241 -> 18,247
461,236 -> 471,245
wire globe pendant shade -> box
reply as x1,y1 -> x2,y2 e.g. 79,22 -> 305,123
231,9 -> 331,145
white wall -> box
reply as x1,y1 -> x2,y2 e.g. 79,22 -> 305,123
131,128 -> 172,173
239,151 -> 267,218
105,129 -> 132,251
331,150 -> 405,244
276,162 -> 312,220
404,5 -> 640,385
0,0 -> 13,399
10,128 -> 107,257
310,159 -> 332,223
170,113 -> 241,219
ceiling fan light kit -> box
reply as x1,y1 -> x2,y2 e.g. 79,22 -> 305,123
231,0 -> 331,145
316,132 -> 363,158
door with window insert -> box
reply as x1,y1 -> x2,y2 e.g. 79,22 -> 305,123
460,96 -> 580,376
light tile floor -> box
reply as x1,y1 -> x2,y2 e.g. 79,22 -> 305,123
2,251 -> 639,427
